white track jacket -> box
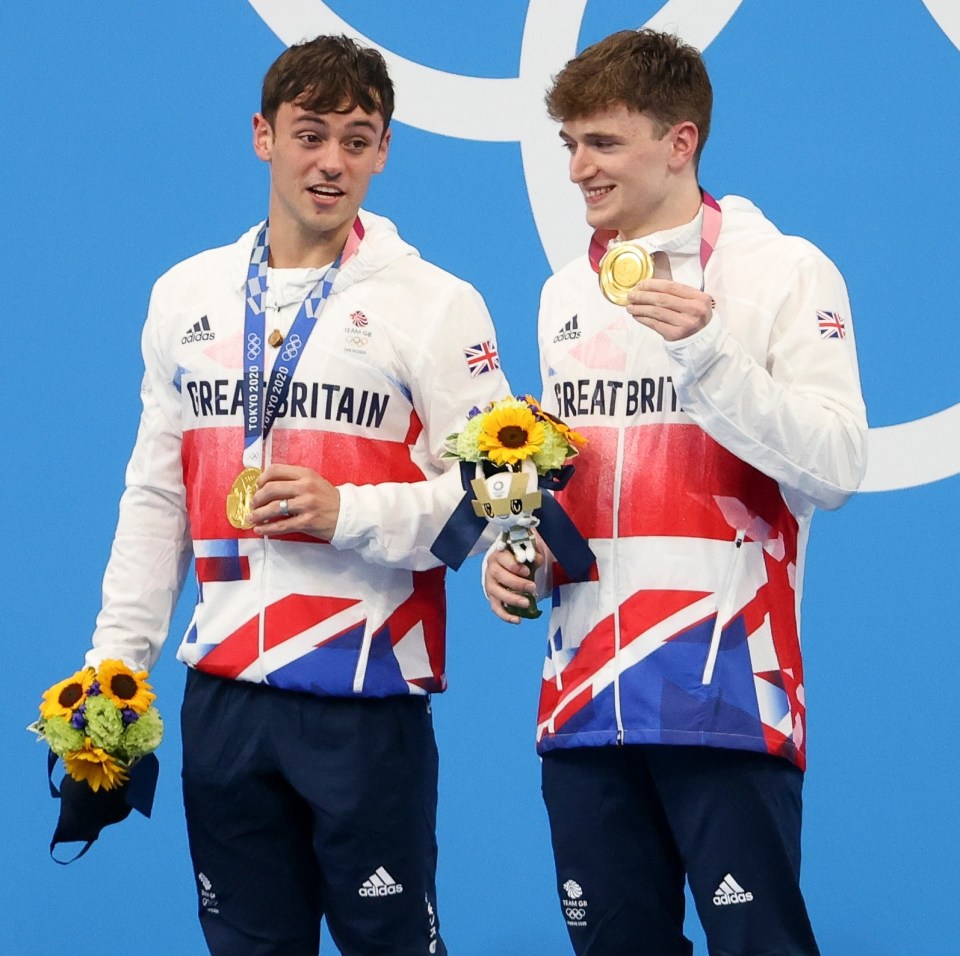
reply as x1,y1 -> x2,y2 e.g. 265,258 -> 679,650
88,211 -> 509,697
536,196 -> 867,770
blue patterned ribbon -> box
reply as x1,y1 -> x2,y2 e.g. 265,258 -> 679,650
241,221 -> 347,469
431,462 -> 596,580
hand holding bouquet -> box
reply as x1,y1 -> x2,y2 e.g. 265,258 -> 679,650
30,659 -> 163,792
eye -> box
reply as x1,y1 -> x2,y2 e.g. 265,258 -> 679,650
345,138 -> 371,152
510,499 -> 524,515
299,132 -> 322,146
483,503 -> 494,518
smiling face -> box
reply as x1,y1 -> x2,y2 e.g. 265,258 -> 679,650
560,103 -> 700,240
252,100 -> 390,267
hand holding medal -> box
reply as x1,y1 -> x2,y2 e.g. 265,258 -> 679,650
246,463 -> 341,541
593,191 -> 722,339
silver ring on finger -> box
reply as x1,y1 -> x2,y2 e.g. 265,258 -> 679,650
278,499 -> 290,517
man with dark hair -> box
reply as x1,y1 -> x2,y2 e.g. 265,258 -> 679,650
86,34 -> 509,955
485,28 -> 866,955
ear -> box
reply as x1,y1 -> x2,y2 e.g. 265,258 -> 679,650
252,113 -> 274,163
373,127 -> 392,175
668,120 -> 700,171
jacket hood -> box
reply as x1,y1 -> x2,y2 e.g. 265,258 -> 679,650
227,209 -> 420,294
715,195 -> 785,247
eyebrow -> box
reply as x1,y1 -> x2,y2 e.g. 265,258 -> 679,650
294,114 -> 380,134
560,128 -> 623,143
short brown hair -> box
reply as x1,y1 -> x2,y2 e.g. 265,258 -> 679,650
260,35 -> 394,133
546,29 -> 712,161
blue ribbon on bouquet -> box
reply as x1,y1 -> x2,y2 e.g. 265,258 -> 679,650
430,462 -> 596,580
47,749 -> 159,863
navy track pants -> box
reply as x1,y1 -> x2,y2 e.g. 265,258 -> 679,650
181,669 -> 445,956
542,744 -> 820,956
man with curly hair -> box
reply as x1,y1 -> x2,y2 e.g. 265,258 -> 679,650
485,28 -> 866,955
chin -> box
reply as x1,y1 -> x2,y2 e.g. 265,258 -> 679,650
585,210 -> 617,233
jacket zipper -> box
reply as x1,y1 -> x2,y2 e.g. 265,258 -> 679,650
256,431 -> 272,684
611,339 -> 632,745
701,529 -> 746,685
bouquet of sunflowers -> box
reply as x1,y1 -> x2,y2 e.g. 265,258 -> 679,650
29,660 -> 163,792
440,396 -> 588,618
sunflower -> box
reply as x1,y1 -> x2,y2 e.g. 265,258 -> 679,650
537,407 -> 588,448
477,403 -> 545,467
96,659 -> 156,714
63,741 -> 129,792
39,667 -> 96,721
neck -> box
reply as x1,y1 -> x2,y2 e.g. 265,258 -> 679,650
618,179 -> 703,241
266,217 -> 352,269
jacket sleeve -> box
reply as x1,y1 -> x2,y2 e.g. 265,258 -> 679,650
86,286 -> 192,672
664,246 -> 867,511
331,281 -> 510,568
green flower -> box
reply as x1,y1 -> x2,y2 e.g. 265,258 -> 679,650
532,425 -> 572,472
121,707 -> 164,759
41,716 -> 85,758
84,695 -> 124,752
454,414 -> 487,462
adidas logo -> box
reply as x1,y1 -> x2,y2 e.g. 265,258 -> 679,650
712,873 -> 753,906
182,315 -> 215,344
553,315 -> 581,342
358,866 -> 404,898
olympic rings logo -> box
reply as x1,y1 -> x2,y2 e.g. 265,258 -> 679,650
565,907 -> 586,920
345,336 -> 367,348
246,332 -> 261,360
280,334 -> 302,361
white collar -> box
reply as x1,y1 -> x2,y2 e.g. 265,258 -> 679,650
619,205 -> 705,256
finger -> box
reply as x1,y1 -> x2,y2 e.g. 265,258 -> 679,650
257,463 -> 310,486
632,278 -> 703,300
252,515 -> 299,535
248,496 -> 300,527
492,549 -> 531,577
490,563 -> 536,592
629,306 -> 684,329
488,597 -> 521,625
251,480 -> 300,510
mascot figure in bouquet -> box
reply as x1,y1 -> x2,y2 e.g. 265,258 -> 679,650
471,460 -> 544,617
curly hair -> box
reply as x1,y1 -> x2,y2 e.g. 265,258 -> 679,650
546,29 -> 712,160
260,35 -> 394,133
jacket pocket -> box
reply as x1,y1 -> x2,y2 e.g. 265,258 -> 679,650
701,530 -> 746,685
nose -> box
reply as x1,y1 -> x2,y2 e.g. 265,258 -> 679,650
568,145 -> 596,184
315,140 -> 344,178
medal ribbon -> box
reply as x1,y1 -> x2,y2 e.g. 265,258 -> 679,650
588,189 -> 722,287
241,218 -> 364,469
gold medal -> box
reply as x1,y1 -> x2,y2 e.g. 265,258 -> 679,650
598,242 -> 654,305
226,467 -> 262,529
268,329 -> 284,348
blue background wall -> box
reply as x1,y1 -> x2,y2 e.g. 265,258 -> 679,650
4,2 -> 959,952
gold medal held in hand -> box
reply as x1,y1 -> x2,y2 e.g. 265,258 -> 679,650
226,467 -> 262,529
598,242 -> 654,305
